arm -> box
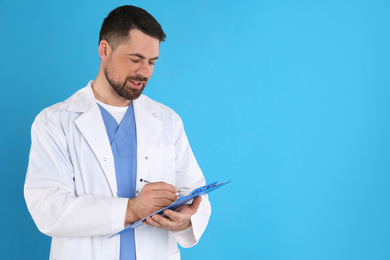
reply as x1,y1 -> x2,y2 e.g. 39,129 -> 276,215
24,113 -> 128,237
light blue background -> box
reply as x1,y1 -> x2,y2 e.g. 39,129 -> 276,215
1,0 -> 389,259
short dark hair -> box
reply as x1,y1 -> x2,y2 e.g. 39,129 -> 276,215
99,5 -> 166,50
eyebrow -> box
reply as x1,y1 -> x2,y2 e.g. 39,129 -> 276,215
127,53 -> 159,60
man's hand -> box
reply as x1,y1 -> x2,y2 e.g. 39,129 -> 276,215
125,182 -> 178,225
143,196 -> 202,232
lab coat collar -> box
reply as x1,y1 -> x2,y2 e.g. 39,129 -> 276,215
67,80 -> 96,113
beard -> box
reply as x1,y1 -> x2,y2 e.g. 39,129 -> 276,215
104,66 -> 148,101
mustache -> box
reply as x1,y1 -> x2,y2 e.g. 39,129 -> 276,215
126,75 -> 148,83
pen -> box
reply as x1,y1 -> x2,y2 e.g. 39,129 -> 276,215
140,179 -> 183,197
139,178 -> 151,184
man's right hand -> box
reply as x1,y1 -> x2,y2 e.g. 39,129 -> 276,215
125,182 -> 178,225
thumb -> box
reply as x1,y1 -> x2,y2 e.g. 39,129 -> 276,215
189,196 -> 202,212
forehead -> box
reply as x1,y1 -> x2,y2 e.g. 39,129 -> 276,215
114,29 -> 160,57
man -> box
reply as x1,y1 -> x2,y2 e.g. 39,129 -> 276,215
24,5 -> 211,260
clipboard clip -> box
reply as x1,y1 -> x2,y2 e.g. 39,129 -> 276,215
176,181 -> 226,202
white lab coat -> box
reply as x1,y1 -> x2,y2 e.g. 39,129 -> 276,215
24,81 -> 211,260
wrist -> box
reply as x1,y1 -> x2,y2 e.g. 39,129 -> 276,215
125,198 -> 139,225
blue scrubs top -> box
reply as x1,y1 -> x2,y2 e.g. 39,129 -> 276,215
98,103 -> 137,260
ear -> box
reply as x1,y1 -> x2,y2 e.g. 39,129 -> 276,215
98,40 -> 111,61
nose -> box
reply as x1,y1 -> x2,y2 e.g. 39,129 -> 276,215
135,61 -> 151,78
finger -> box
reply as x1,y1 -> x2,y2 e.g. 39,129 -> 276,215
161,210 -> 191,231
151,214 -> 175,229
146,182 -> 178,194
151,198 -> 176,208
189,196 -> 202,211
175,196 -> 202,214
169,196 -> 202,216
144,216 -> 163,228
153,190 -> 178,202
163,209 -> 184,222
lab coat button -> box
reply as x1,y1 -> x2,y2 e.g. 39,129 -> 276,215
136,190 -> 139,194
145,156 -> 148,160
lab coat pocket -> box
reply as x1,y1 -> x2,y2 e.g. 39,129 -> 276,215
148,146 -> 175,183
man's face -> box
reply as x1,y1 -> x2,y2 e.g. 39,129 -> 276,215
103,29 -> 160,101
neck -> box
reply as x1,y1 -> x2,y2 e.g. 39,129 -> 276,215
92,68 -> 131,107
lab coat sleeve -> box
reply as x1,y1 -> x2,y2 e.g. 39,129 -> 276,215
24,112 -> 127,238
169,115 -> 211,248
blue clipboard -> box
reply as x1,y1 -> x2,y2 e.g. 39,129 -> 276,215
108,180 -> 231,238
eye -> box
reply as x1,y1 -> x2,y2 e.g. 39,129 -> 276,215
148,61 -> 156,66
130,59 -> 140,63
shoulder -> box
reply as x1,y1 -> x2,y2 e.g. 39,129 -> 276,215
34,99 -> 70,125
32,89 -> 82,128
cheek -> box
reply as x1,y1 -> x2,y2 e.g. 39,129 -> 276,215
117,66 -> 134,79
106,60 -> 120,75
114,58 -> 134,75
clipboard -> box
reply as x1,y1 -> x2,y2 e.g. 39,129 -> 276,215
109,180 -> 231,238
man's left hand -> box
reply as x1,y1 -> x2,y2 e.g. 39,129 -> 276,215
143,196 -> 202,231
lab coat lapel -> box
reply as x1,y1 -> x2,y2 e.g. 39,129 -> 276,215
68,84 -> 118,195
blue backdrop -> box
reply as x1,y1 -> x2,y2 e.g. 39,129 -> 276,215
1,0 -> 389,259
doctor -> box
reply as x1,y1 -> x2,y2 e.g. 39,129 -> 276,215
24,5 -> 211,260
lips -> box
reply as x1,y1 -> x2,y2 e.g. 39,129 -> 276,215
128,80 -> 144,90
